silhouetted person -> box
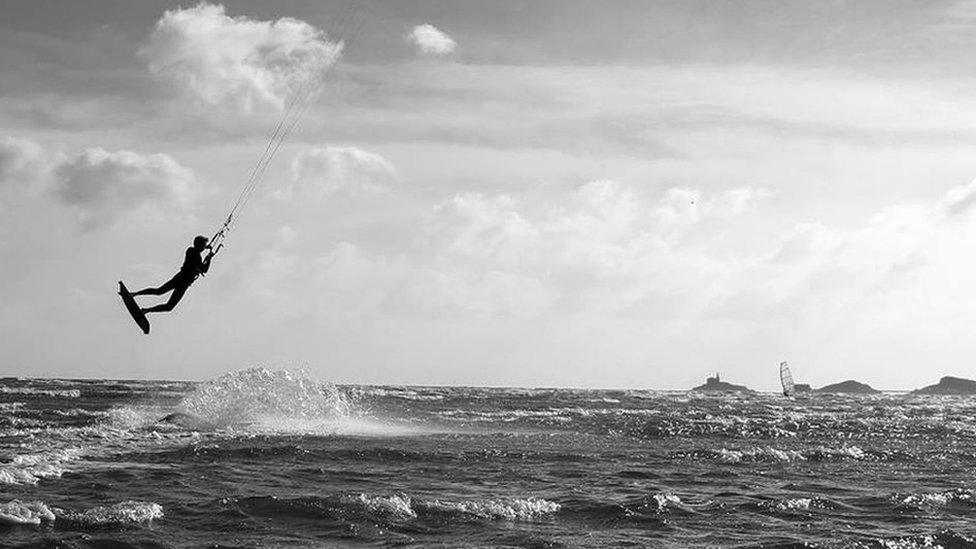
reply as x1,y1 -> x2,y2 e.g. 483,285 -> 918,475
133,235 -> 214,315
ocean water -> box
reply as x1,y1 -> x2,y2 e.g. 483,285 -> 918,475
2,368 -> 975,548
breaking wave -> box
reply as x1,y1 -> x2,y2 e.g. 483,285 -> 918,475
0,500 -> 55,525
233,492 -> 560,524
0,386 -> 81,398
55,500 -> 164,527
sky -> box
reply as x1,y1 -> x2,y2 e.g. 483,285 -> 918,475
3,0 -> 976,390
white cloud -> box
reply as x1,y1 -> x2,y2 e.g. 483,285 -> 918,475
407,24 -> 457,55
413,181 -> 770,316
426,193 -> 537,268
141,3 -> 342,112
0,137 -> 199,230
53,148 -> 198,231
0,137 -> 50,188
308,242 -> 555,319
941,177 -> 976,217
290,146 -> 396,199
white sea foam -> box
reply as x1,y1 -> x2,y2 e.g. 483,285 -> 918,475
0,387 -> 81,398
420,496 -> 561,520
878,534 -> 942,549
57,501 -> 163,525
717,447 -> 806,463
353,387 -> 446,401
0,500 -> 55,525
346,493 -> 417,519
815,445 -> 868,460
899,489 -> 974,508
435,409 -> 572,423
650,492 -> 682,511
0,448 -> 83,485
345,493 -> 561,521
777,497 -> 813,510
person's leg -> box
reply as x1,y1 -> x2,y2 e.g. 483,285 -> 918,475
133,276 -> 178,297
142,283 -> 189,314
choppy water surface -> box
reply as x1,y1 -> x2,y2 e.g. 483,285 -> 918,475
2,369 -> 976,548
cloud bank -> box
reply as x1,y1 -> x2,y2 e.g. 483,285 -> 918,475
142,3 -> 342,112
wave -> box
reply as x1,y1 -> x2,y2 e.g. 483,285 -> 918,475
556,491 -> 689,529
0,386 -> 81,398
0,448 -> 83,485
0,500 -> 55,525
0,499 -> 163,528
715,447 -> 807,463
683,444 -> 884,464
351,386 -> 447,402
55,500 -> 164,527
775,497 -> 814,511
896,489 -> 976,510
233,492 -> 560,524
866,531 -> 976,549
415,496 -> 561,520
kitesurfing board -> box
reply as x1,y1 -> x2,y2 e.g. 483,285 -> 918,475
118,281 -> 150,335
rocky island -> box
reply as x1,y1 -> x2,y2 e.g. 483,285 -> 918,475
814,380 -> 879,394
913,376 -> 976,395
691,373 -> 753,393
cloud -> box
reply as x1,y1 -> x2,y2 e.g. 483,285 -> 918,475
53,147 -> 198,231
414,181 -> 767,315
407,24 -> 457,55
941,178 -> 976,217
0,137 -> 49,188
141,3 -> 342,112
311,242 -> 555,319
426,193 -> 537,269
289,146 -> 396,199
0,137 -> 201,230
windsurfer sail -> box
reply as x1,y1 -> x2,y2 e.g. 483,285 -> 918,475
779,361 -> 795,397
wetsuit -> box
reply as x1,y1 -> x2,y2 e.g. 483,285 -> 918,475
136,247 -> 211,313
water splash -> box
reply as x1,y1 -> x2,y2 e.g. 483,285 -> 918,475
177,368 -> 351,432
0,500 -> 55,525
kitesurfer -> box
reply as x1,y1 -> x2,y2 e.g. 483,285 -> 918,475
132,236 -> 214,314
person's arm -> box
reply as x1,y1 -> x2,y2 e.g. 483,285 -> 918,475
200,249 -> 214,275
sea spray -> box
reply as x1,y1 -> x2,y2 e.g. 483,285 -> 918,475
177,367 -> 351,431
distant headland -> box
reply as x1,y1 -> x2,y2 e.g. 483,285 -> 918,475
813,380 -> 879,394
913,376 -> 976,395
688,373 -> 976,395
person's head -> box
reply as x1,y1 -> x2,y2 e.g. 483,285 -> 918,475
193,235 -> 209,250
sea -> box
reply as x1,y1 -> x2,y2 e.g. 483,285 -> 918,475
2,368 -> 975,548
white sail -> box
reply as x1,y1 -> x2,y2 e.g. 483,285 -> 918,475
779,361 -> 795,397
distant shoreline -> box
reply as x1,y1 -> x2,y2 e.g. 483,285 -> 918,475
4,374 -> 976,395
